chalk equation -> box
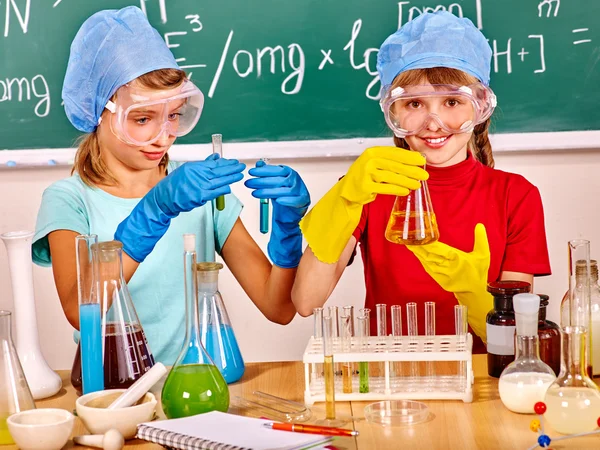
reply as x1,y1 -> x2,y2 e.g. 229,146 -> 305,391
0,0 -> 596,120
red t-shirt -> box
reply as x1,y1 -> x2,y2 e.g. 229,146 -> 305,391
352,155 -> 551,352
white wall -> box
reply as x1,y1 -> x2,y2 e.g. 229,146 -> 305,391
0,147 -> 598,369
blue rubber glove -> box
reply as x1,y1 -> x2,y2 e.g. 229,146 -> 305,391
115,154 -> 245,262
244,160 -> 310,268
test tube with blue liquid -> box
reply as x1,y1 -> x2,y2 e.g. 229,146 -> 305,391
76,234 -> 104,394
259,158 -> 270,234
212,134 -> 225,211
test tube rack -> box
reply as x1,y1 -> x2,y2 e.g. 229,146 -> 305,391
302,334 -> 474,405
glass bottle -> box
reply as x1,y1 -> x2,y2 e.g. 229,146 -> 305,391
71,241 -> 156,392
486,281 -> 531,378
385,158 -> 439,245
498,294 -> 556,414
544,326 -> 600,434
560,256 -> 600,377
560,240 -> 595,377
162,235 -> 229,419
537,294 -> 561,377
197,262 -> 244,384
0,311 -> 35,444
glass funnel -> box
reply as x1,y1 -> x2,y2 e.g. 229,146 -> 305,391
385,157 -> 438,245
197,262 -> 245,384
0,311 -> 35,444
161,235 -> 229,419
543,326 -> 600,434
71,241 -> 155,392
561,257 -> 600,376
498,294 -> 555,414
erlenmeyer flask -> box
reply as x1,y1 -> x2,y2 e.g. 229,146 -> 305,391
543,326 -> 600,434
385,159 -> 439,245
161,235 -> 229,419
94,241 -> 155,389
197,262 -> 245,384
0,311 -> 35,444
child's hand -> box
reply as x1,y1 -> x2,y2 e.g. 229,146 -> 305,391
406,223 -> 493,342
245,161 -> 310,268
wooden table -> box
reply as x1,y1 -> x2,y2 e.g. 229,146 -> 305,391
8,355 -> 599,449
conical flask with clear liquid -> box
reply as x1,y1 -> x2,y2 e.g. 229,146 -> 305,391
0,311 -> 35,444
543,326 -> 600,434
385,158 -> 439,245
71,241 -> 155,392
197,262 -> 245,384
161,235 -> 229,419
498,294 -> 556,413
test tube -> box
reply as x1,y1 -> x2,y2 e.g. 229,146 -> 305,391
424,302 -> 436,379
359,308 -> 371,336
322,314 -> 336,420
407,302 -> 418,378
312,307 -> 324,383
376,304 -> 387,384
455,305 -> 468,387
212,134 -> 225,211
357,314 -> 369,393
339,313 -> 352,393
342,306 -> 355,336
391,305 -> 403,381
76,234 -> 104,394
259,158 -> 270,234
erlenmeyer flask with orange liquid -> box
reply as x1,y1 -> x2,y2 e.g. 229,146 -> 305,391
385,155 -> 439,245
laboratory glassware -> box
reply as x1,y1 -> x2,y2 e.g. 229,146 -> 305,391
162,235 -> 229,418
259,158 -> 270,234
197,262 -> 245,384
357,315 -> 369,394
498,294 -> 556,414
543,326 -> 600,434
537,294 -> 561,377
424,302 -> 436,379
322,314 -> 336,420
0,311 -> 35,445
384,157 -> 438,245
407,302 -> 419,378
339,313 -> 352,393
0,231 -> 62,400
212,134 -> 225,211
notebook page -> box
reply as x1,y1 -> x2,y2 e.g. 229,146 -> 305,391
140,411 -> 331,450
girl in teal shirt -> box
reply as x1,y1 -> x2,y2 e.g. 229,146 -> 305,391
32,6 -> 310,364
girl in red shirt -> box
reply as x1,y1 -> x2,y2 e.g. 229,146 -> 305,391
294,11 -> 551,349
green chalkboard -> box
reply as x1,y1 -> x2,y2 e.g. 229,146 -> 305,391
1,0 -> 599,150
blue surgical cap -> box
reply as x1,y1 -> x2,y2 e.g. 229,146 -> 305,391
62,6 -> 180,132
377,11 -> 492,87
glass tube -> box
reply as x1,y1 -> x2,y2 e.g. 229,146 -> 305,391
322,315 -> 335,420
376,304 -> 387,387
339,313 -> 352,393
357,315 -> 369,393
359,308 -> 371,336
259,158 -> 270,234
407,302 -> 418,378
312,308 -> 324,385
425,302 -> 436,379
455,305 -> 468,388
342,306 -> 355,336
391,305 -> 403,385
327,306 -> 340,377
212,134 -> 225,211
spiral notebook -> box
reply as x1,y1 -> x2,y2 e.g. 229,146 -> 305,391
136,411 -> 333,450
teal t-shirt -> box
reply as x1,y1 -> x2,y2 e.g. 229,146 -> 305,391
32,161 -> 242,364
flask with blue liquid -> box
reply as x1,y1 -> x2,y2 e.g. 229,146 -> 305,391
196,262 -> 245,383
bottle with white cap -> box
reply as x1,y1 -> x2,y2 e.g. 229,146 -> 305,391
498,293 -> 556,414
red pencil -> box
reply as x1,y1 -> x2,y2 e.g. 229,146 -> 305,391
263,422 -> 359,437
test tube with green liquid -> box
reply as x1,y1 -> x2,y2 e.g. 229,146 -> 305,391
212,134 -> 225,211
259,158 -> 270,234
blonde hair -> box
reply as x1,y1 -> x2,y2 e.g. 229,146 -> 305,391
390,67 -> 494,168
72,68 -> 188,186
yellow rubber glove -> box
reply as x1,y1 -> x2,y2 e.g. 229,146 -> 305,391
406,223 -> 493,343
299,146 -> 428,263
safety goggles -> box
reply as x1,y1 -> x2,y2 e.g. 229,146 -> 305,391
380,83 -> 497,138
104,80 -> 204,146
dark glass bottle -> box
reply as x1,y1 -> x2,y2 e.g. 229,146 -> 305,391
486,281 -> 531,378
537,294 -> 561,376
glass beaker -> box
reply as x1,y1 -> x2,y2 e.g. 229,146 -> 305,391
560,240 -> 594,377
543,326 -> 600,434
71,241 -> 155,392
560,256 -> 600,377
197,262 -> 245,384
384,158 -> 438,245
161,235 -> 229,419
498,294 -> 555,414
0,311 -> 35,444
